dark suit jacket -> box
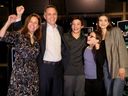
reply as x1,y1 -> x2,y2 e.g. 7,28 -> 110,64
37,22 -> 66,64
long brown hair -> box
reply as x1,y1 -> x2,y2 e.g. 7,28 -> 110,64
20,13 -> 42,42
96,14 -> 113,33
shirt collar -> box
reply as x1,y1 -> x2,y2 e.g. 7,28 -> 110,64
47,23 -> 57,29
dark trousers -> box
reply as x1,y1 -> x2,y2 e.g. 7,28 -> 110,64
64,75 -> 85,96
85,79 -> 106,96
39,62 -> 63,96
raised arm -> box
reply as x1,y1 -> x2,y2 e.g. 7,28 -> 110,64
13,5 -> 25,31
0,14 -> 17,37
16,5 -> 25,21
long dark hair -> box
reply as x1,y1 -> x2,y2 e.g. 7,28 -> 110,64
20,13 -> 42,42
96,14 -> 113,33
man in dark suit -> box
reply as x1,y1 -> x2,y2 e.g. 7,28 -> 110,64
15,5 -> 65,96
37,5 -> 64,96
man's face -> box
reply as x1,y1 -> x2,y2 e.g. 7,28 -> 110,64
71,19 -> 83,34
44,7 -> 58,26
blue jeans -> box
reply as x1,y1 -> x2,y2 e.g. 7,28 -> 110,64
103,62 -> 125,96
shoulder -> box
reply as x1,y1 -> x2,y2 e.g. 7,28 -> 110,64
8,31 -> 20,36
110,27 -> 122,35
41,22 -> 47,28
64,32 -> 70,37
111,27 -> 121,32
57,25 -> 63,31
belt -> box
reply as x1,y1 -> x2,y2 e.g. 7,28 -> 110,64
43,60 -> 60,65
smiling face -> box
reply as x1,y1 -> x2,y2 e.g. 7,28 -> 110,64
44,7 -> 58,27
87,32 -> 99,46
27,16 -> 39,34
98,15 -> 109,30
71,19 -> 84,34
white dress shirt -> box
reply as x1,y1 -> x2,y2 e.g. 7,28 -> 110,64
43,23 -> 61,62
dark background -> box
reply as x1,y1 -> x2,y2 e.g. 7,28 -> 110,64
0,0 -> 128,96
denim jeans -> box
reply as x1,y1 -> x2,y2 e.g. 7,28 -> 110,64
103,62 -> 125,96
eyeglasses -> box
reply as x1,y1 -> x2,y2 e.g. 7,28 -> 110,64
88,35 -> 96,38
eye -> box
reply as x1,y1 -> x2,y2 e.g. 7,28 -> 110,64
88,35 -> 96,38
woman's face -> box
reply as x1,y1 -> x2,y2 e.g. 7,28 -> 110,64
71,19 -> 83,34
87,32 -> 99,45
98,15 -> 109,30
27,16 -> 39,33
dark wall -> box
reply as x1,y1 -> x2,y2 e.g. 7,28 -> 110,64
51,0 -> 66,15
12,0 -> 66,15
65,0 -> 105,14
12,0 -> 49,15
0,7 -> 9,28
105,0 -> 128,12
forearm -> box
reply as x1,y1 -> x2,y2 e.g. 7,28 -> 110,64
0,21 -> 11,37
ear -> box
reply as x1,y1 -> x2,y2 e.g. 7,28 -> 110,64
43,14 -> 46,20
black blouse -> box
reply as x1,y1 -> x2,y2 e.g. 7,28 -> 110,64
94,40 -> 106,80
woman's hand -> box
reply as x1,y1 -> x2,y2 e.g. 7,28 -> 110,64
16,5 -> 25,19
118,68 -> 125,80
7,14 -> 17,24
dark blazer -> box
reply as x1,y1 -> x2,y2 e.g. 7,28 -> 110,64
37,22 -> 66,64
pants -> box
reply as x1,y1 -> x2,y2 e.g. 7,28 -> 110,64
103,62 -> 125,96
39,62 -> 63,96
85,79 -> 105,96
64,75 -> 85,96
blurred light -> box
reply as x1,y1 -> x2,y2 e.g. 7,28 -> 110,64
0,4 -> 4,7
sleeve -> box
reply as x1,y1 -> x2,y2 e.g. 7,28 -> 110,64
112,27 -> 128,69
0,31 -> 19,44
13,21 -> 23,31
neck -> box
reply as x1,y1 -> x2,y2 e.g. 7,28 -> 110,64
72,31 -> 80,39
88,45 -> 94,49
28,32 -> 34,37
28,32 -> 34,44
48,23 -> 56,28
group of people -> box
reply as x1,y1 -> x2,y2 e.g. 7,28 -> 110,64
0,4 -> 128,96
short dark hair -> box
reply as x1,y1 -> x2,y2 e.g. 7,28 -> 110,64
44,5 -> 57,13
70,16 -> 85,26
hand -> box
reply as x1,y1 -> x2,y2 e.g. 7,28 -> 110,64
16,5 -> 25,18
7,14 -> 17,24
95,43 -> 100,49
118,68 -> 125,80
